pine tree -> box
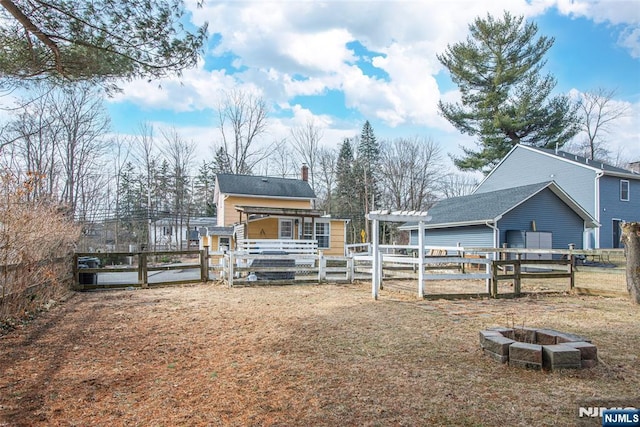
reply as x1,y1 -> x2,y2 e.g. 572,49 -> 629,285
356,120 -> 380,241
193,161 -> 217,217
334,138 -> 365,244
116,161 -> 147,246
0,0 -> 207,87
438,11 -> 579,174
213,146 -> 232,174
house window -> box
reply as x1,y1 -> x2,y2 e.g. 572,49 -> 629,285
163,226 -> 172,236
620,180 -> 629,201
315,222 -> 330,249
219,237 -> 230,252
302,219 -> 313,240
279,219 -> 293,239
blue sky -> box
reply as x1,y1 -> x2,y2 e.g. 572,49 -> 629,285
106,0 -> 640,171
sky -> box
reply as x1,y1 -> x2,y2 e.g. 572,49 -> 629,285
106,0 -> 640,172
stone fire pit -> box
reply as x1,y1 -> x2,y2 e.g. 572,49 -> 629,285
479,327 -> 598,371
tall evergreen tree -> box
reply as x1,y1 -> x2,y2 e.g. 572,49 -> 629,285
154,159 -> 172,217
213,146 -> 232,174
356,120 -> 380,241
438,11 -> 579,174
334,138 -> 365,244
116,161 -> 147,245
193,161 -> 217,217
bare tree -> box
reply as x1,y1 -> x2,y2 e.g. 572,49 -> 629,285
315,147 -> 337,213
378,136 -> 445,212
290,118 -> 323,190
439,173 -> 478,199
1,84 -> 60,198
53,83 -> 111,220
573,88 -> 630,161
133,122 -> 159,249
161,128 -> 195,250
215,89 -> 268,175
2,83 -> 110,220
105,134 -> 133,250
264,138 -> 296,178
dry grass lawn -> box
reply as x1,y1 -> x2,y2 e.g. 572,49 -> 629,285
0,281 -> 638,426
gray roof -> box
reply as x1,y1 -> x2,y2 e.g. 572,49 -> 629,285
402,181 -> 597,229
217,174 -> 316,199
205,226 -> 234,236
153,217 -> 217,227
527,146 -> 640,177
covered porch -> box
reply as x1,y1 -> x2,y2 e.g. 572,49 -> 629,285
233,205 -> 326,242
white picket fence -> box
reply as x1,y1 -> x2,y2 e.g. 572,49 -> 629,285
219,251 -> 354,286
206,242 -> 623,299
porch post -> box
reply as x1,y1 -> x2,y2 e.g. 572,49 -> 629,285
372,217 -> 380,300
418,220 -> 425,298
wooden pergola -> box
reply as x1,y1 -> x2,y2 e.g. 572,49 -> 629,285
366,210 -> 432,300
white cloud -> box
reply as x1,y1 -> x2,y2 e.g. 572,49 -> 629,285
108,67 -> 236,112
551,0 -> 640,57
619,26 -> 640,59
109,0 -> 639,165
279,29 -> 355,72
168,0 -> 545,130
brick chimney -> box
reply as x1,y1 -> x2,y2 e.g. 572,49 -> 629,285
301,164 -> 309,182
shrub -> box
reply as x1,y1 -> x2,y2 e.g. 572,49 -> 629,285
0,173 -> 80,327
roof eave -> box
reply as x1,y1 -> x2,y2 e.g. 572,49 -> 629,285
398,219 -> 495,230
223,192 -> 316,200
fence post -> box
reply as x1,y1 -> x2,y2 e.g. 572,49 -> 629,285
228,251 -> 235,288
318,251 -> 326,282
219,253 -> 226,280
347,256 -> 353,283
491,261 -> 498,298
140,252 -> 148,288
72,253 -> 80,290
200,247 -> 209,282
137,252 -> 143,285
514,259 -> 521,296
485,254 -> 491,294
417,220 -> 425,299
568,254 -> 575,291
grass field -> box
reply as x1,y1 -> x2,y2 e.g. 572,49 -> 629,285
0,282 -> 638,426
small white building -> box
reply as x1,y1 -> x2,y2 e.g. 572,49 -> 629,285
149,217 -> 217,250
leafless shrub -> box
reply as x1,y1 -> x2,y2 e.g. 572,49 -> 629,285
0,172 -> 80,327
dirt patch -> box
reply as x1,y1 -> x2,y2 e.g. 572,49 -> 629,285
0,282 -> 638,426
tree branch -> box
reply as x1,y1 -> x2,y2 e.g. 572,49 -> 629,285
0,0 -> 65,76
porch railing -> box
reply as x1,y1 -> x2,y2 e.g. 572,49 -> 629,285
236,239 -> 318,255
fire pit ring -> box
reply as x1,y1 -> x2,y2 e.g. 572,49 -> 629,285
479,327 -> 597,371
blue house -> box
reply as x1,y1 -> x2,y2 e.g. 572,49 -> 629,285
401,181 -> 597,251
474,145 -> 640,248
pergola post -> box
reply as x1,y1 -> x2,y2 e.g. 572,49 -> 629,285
367,210 -> 432,300
418,220 -> 425,298
371,217 -> 380,300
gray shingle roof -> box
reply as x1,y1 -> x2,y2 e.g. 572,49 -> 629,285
402,181 -> 596,229
529,146 -> 640,177
216,174 -> 316,199
422,182 -> 552,226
